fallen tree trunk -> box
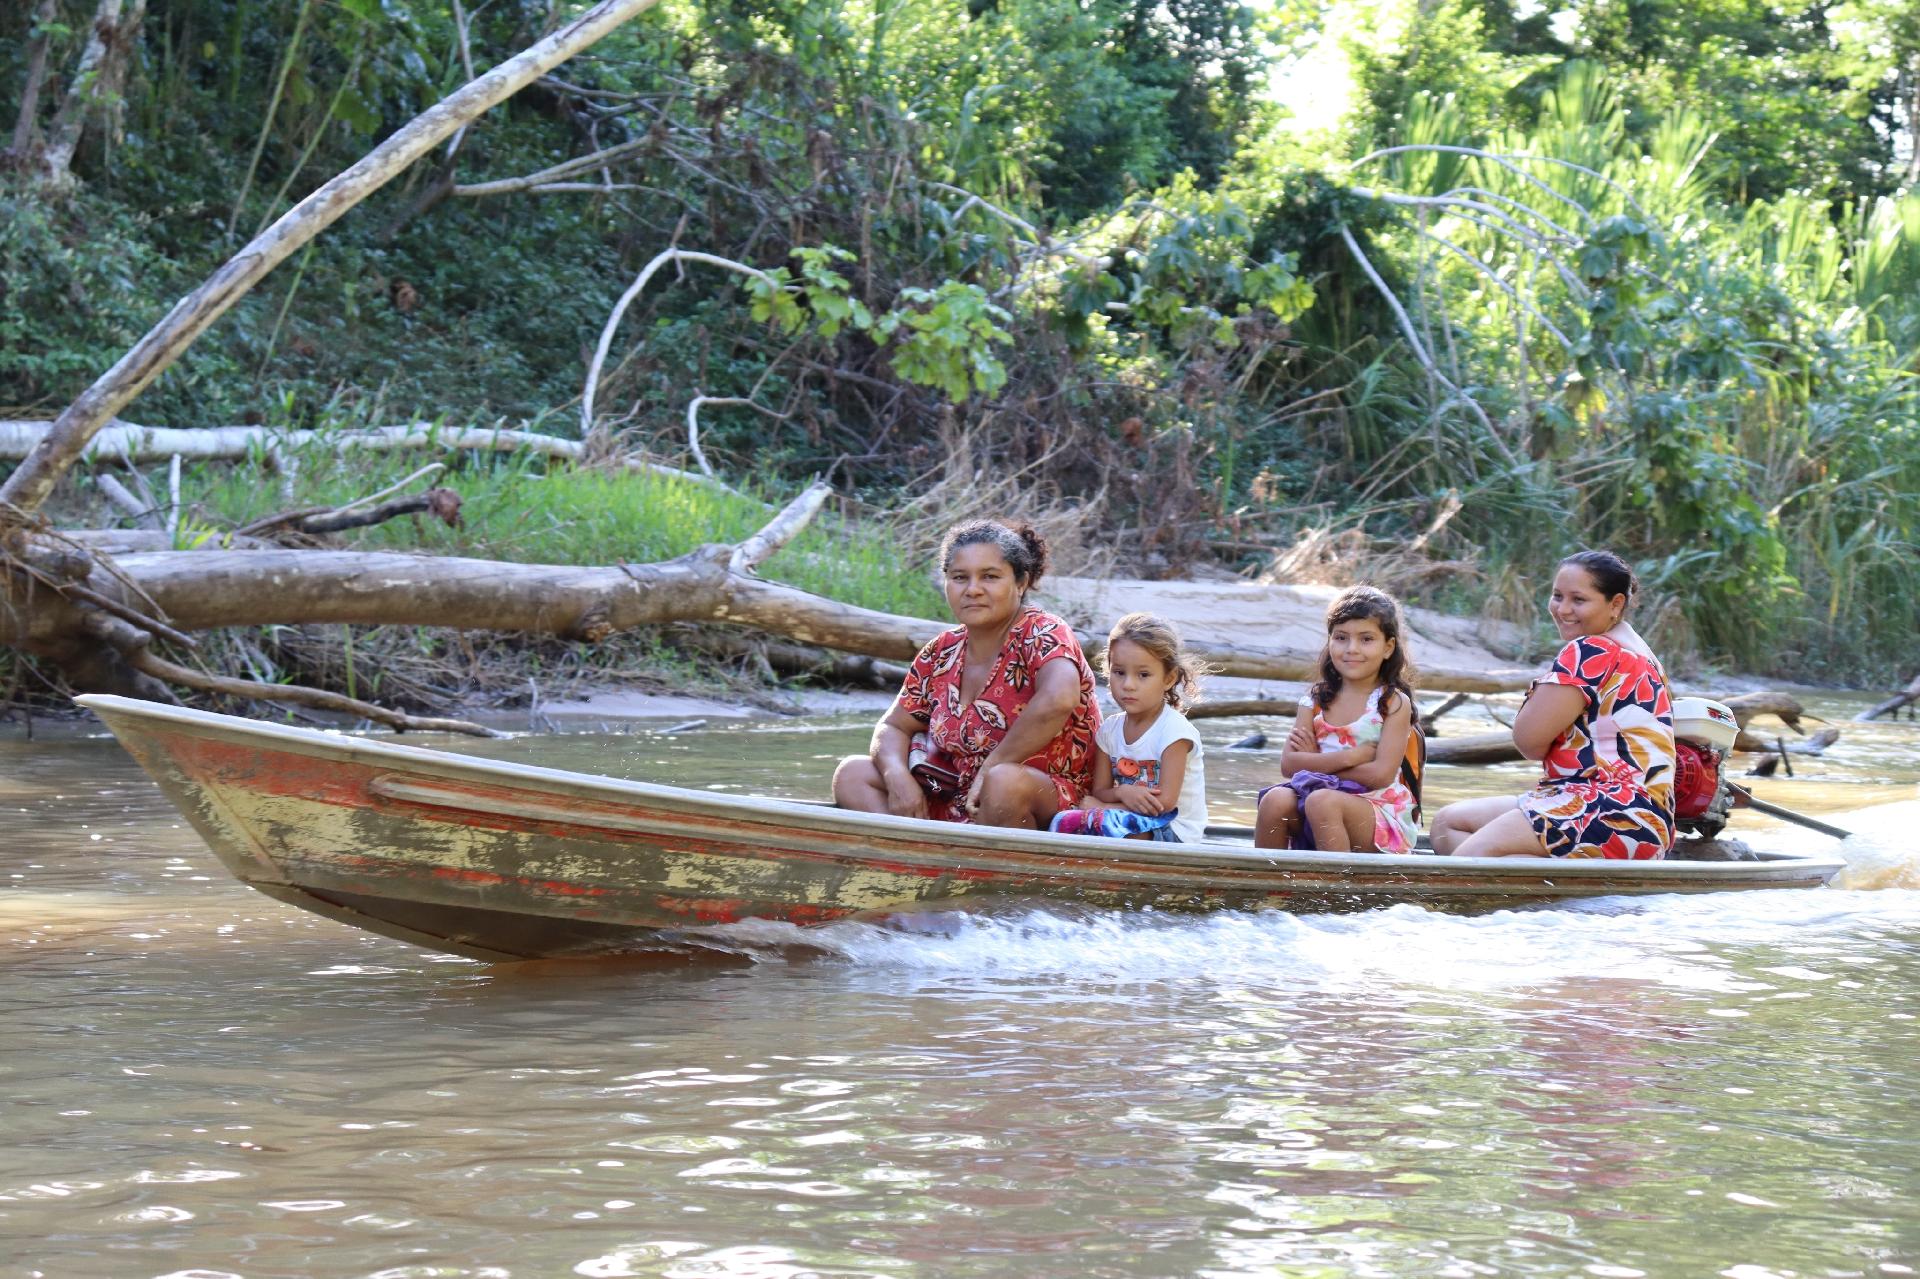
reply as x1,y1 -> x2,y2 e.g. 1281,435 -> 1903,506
1423,732 -> 1524,766
0,420 -> 735,495
58,551 -> 1523,691
4,531 -> 1527,702
1185,697 -> 1296,721
1859,673 -> 1920,722
1717,691 -> 1807,733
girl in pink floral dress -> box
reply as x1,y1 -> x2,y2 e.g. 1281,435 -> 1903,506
1254,586 -> 1420,853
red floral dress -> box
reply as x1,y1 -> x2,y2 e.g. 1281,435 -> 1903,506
896,607 -> 1101,822
1520,635 -> 1677,860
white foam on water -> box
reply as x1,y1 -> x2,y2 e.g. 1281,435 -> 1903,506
1801,796 -> 1920,890
694,876 -> 1920,996
687,794 -> 1920,993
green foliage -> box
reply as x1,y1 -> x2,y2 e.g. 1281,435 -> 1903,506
876,283 -> 1013,401
7,0 -> 1920,683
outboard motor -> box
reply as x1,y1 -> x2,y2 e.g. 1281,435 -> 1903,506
1671,697 -> 1740,838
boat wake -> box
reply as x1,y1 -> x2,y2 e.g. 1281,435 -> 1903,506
1811,797 -> 1920,889
687,874 -> 1920,993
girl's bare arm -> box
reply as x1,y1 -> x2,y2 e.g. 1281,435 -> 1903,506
1339,697 -> 1411,790
1280,705 -> 1373,774
1086,744 -> 1119,804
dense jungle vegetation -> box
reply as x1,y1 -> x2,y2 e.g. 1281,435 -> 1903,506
4,0 -> 1919,685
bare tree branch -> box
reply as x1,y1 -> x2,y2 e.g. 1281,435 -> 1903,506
730,481 -> 831,575
0,0 -> 669,521
1338,223 -> 1523,470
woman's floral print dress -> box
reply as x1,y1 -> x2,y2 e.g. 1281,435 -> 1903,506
896,607 -> 1100,822
1301,686 -> 1419,854
1520,634 -> 1677,860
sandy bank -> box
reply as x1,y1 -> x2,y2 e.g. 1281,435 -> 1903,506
538,574 -> 1537,724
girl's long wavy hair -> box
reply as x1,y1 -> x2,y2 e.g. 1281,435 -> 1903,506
1102,612 -> 1215,711
1309,585 -> 1417,718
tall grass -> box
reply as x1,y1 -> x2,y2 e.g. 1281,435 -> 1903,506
167,443 -> 948,621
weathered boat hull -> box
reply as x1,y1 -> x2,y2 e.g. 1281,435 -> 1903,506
78,695 -> 1847,962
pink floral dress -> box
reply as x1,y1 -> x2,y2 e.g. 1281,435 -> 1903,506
1304,686 -> 1419,854
896,607 -> 1101,823
1519,635 -> 1677,860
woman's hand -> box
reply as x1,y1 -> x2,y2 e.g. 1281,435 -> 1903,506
963,766 -> 988,817
883,768 -> 930,820
1114,783 -> 1165,816
1286,717 -> 1316,753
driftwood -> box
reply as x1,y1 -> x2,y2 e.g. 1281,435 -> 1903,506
1736,726 -> 1841,757
1717,691 -> 1807,733
1859,672 -> 1920,722
2,472 -> 1532,740
1423,732 -> 1525,766
1186,697 -> 1297,721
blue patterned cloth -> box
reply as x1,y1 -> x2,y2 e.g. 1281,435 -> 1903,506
1049,806 -> 1183,842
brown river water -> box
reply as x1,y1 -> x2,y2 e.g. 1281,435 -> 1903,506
4,697 -> 1920,1278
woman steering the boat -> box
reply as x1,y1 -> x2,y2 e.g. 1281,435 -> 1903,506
1428,550 -> 1677,859
831,520 -> 1100,828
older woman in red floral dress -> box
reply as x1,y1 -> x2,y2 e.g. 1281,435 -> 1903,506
831,520 -> 1100,829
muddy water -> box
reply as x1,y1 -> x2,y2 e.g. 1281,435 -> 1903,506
3,697 -> 1920,1278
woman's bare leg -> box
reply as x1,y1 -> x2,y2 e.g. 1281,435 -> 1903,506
1428,795 -> 1521,856
1303,789 -> 1379,852
1255,787 -> 1300,849
832,755 -> 890,813
974,762 -> 1061,829
1452,808 -> 1551,857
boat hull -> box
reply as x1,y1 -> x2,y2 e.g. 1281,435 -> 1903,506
77,695 -> 1846,962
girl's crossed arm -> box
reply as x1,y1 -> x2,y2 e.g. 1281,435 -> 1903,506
1337,695 -> 1412,791
1279,706 -> 1375,776
1090,742 -> 1180,816
1084,744 -> 1120,809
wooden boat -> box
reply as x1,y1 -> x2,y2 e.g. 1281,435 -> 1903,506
80,694 -> 1848,963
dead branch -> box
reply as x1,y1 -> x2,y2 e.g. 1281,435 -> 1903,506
580,247 -> 780,440
1858,672 -> 1920,721
1183,697 -> 1296,721
1423,731 -> 1524,765
0,0 -> 667,520
289,488 -> 462,536
730,482 -> 830,574
686,395 -> 787,479
452,138 -> 653,197
1735,726 -> 1840,755
1337,223 -> 1523,470
95,472 -> 163,529
59,582 -> 196,649
0,419 -> 735,495
128,648 -> 497,737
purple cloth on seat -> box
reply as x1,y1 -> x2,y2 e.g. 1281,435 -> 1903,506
1258,772 -> 1366,850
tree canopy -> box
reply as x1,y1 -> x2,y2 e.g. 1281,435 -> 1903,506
4,0 -> 1919,681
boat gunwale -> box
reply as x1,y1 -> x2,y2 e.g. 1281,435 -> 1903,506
75,694 -> 1847,886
